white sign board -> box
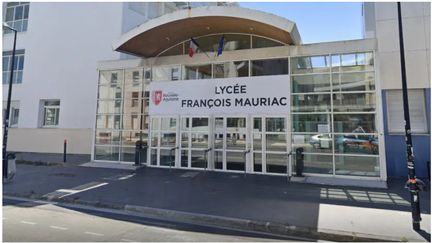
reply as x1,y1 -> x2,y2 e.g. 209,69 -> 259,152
149,75 -> 290,116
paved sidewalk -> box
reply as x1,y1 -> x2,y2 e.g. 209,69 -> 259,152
3,163 -> 431,241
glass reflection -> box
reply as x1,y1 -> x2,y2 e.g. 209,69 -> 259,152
335,155 -> 379,177
333,93 -> 376,112
292,134 -> 332,153
191,133 -> 208,148
292,114 -> 330,133
266,153 -> 287,173
332,72 -> 375,92
266,134 -> 287,152
160,132 -> 176,147
292,94 -> 331,112
295,154 -> 333,174
266,118 -> 285,132
334,134 -> 379,155
95,130 -> 120,145
251,58 -> 288,76
253,153 -> 262,172
333,114 -> 376,133
291,74 -> 330,93
191,150 -> 207,168
226,152 -> 245,171
214,61 -> 249,78
94,146 -> 119,161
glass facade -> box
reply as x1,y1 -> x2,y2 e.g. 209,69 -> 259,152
291,52 -> 379,177
94,50 -> 380,179
158,34 -> 283,57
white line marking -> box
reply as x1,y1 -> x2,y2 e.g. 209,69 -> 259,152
50,225 -> 68,230
57,189 -> 78,193
121,239 -> 136,242
58,182 -> 109,199
20,221 -> 36,225
118,174 -> 135,180
85,231 -> 104,236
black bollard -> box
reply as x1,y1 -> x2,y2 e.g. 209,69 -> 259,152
63,139 -> 67,163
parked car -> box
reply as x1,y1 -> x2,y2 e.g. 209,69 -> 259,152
335,134 -> 378,154
309,134 -> 332,149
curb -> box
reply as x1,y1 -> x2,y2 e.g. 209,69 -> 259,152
4,192 -> 405,242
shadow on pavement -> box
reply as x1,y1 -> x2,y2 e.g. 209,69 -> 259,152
3,164 -> 431,241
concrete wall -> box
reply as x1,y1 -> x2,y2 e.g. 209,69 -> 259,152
2,3 -> 124,156
365,2 -> 431,178
370,2 -> 431,89
7,128 -> 93,154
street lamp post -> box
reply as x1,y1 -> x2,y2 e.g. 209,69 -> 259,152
3,23 -> 18,180
396,2 -> 424,231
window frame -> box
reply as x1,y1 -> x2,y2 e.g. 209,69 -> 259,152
386,89 -> 429,135
2,49 -> 25,84
4,2 -> 30,33
41,100 -> 60,128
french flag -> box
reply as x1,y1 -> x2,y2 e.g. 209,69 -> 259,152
188,38 -> 199,57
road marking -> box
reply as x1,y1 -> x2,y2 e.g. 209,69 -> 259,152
3,217 -> 7,220
56,189 -> 77,193
20,221 -> 36,225
121,239 -> 136,242
85,231 -> 104,236
50,225 -> 68,230
58,182 -> 109,199
118,174 -> 135,180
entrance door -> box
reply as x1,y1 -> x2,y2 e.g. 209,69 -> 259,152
213,117 -> 249,172
179,116 -> 210,169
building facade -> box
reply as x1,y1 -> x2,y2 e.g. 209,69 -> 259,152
3,2 -> 430,184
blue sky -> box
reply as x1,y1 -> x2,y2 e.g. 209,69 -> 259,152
239,2 -> 364,44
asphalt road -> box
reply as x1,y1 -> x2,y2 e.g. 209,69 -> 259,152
3,198 -> 294,242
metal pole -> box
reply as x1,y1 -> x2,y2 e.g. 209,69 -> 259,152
63,139 -> 67,163
3,27 -> 17,180
397,2 -> 421,231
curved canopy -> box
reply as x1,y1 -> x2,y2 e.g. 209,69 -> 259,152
113,6 -> 302,57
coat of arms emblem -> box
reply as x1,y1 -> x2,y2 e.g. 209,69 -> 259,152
152,90 -> 163,105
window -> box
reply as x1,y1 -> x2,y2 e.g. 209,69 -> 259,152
42,100 -> 60,127
251,58 -> 288,76
5,2 -> 30,33
386,89 -> 428,134
183,64 -> 212,80
3,50 -> 25,84
213,61 -> 249,78
2,101 -> 20,127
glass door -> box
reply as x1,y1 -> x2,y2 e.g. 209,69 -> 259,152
213,116 -> 249,172
180,116 -> 210,169
149,116 -> 178,167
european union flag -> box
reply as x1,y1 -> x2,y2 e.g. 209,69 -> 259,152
217,35 -> 225,56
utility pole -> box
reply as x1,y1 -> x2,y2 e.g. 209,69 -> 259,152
2,23 -> 17,181
397,2 -> 423,231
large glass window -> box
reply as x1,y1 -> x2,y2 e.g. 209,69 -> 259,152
3,50 -> 25,84
5,2 -> 29,33
213,61 -> 249,78
252,36 -> 284,49
95,69 -> 149,162
290,55 -> 330,74
183,64 -> 212,80
251,58 -> 288,76
290,52 -> 379,177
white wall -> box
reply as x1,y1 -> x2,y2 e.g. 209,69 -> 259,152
368,2 -> 431,89
3,2 -> 124,129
